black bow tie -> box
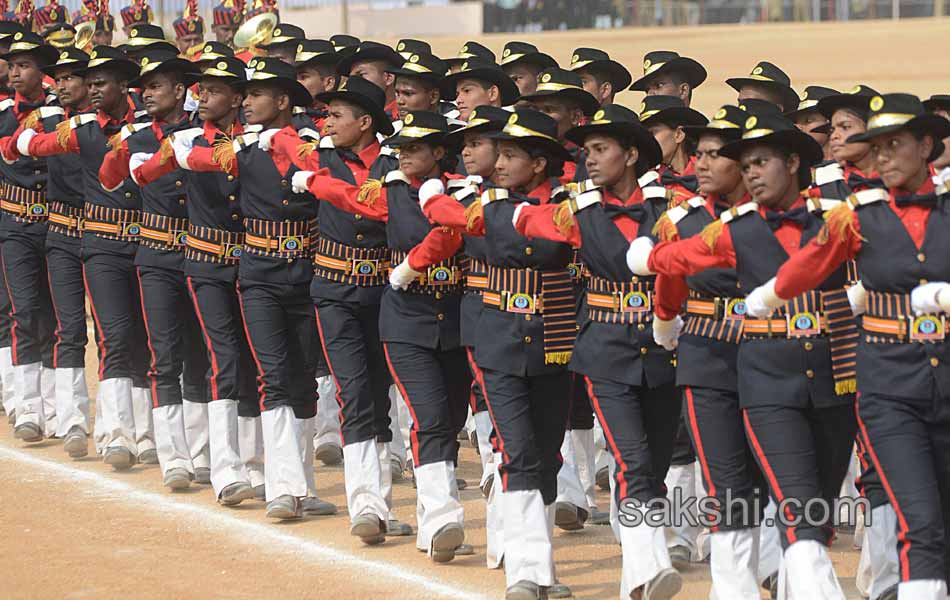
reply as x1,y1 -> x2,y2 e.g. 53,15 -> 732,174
603,202 -> 647,222
765,206 -> 810,231
847,172 -> 883,191
895,192 -> 939,208
660,170 -> 699,193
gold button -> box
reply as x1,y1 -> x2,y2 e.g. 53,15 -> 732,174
354,214 -> 362,220
920,278 -> 929,286
632,276 -> 639,284
435,292 -> 443,300
640,347 -> 648,355
931,357 -> 940,367
178,198 -> 185,205
736,281 -> 742,289
524,246 -> 533,256
917,252 -> 926,263
804,341 -> 813,351
437,313 -> 445,321
227,175 -> 234,181
280,179 -> 289,188
231,213 -> 239,221
125,192 -> 132,198
524,336 -> 532,344
806,369 -> 815,379
282,199 -> 289,205
356,233 -> 364,241
228,195 -> 236,201
175,180 -> 182,187
525,315 -> 532,321
33,169 -> 40,175
637,323 -> 645,331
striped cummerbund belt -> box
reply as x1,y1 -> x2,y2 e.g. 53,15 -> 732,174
391,249 -> 462,294
465,257 -> 488,292
184,224 -> 244,264
0,182 -> 47,222
83,204 -> 141,241
864,290 -> 947,344
585,275 -> 654,325
139,212 -> 188,252
682,291 -> 745,344
48,201 -> 83,239
243,217 -> 315,259
312,237 -> 389,286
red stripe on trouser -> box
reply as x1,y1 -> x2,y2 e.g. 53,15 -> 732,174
584,376 -> 629,501
46,268 -> 62,368
685,386 -> 719,532
81,264 -> 108,380
135,268 -> 161,408
186,277 -> 221,401
471,359 -> 510,491
465,346 -> 477,413
854,396 -> 913,581
235,288 -> 268,412
742,409 -> 798,544
1,253 -> 18,364
313,306 -> 345,445
382,343 -> 420,468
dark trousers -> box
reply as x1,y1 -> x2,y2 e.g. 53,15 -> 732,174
314,298 -> 391,445
586,377 -> 680,505
568,373 -> 595,430
0,243 -> 12,348
857,392 -> 950,583
46,240 -> 86,369
1,230 -> 53,366
384,342 -> 470,467
684,385 -> 767,531
855,432 -> 888,509
465,346 -> 488,413
671,418 -> 697,466
478,366 -> 571,504
136,266 -> 208,407
83,251 -> 148,384
187,276 -> 259,418
743,402 -> 856,549
238,280 -> 317,417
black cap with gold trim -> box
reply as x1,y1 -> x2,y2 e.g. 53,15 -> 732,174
381,110 -> 452,147
194,41 -> 234,63
120,23 -> 178,55
294,39 -> 338,68
200,55 -> 247,90
41,46 -> 88,77
726,61 -> 800,113
85,45 -> 140,82
443,104 -> 509,146
719,113 -> 823,168
395,38 -> 431,61
629,50 -> 706,92
520,67 -> 599,115
315,74 -> 394,135
565,104 -> 662,175
499,41 -> 557,72
441,58 -> 520,107
923,94 -> 950,114
130,47 -> 200,88
0,22 -> 25,42
247,56 -> 313,108
682,104 -> 747,143
815,84 -> 879,123
489,109 -> 572,162
43,22 -> 75,48
258,23 -> 304,50
444,41 -> 495,69
738,98 -> 783,118
330,34 -> 360,60
0,31 -> 57,65
567,47 -> 631,93
336,40 -> 402,76
638,94 -> 708,128
847,93 -> 950,161
386,52 -> 447,87
786,85 -> 838,119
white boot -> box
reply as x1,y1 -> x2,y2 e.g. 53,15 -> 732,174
131,386 -> 156,456
709,528 -> 761,600
300,416 -> 317,496
260,405 -> 309,501
183,398 -> 210,470
237,415 -> 265,489
570,428 -> 598,510
313,375 -> 342,455
41,366 -> 57,437
665,462 -> 700,561
758,500 -> 782,587
486,453 -> 505,569
414,460 -> 464,553
102,377 -> 136,454
387,386 -> 407,473
54,367 -> 90,437
377,441 -> 397,516
782,540 -> 846,600
555,431 -> 589,524
897,580 -> 947,600
153,404 -> 194,474
502,489 -> 555,587
208,399 -> 249,496
0,346 -> 14,415
867,505 -> 900,600
342,439 -> 388,522
13,362 -> 44,431
618,503 -> 674,598
473,410 -> 496,489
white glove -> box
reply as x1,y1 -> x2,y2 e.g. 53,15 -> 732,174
911,281 -> 950,315
292,170 -> 313,194
847,281 -> 867,316
512,201 -> 529,229
744,277 -> 786,318
128,152 -> 154,185
933,166 -> 950,193
626,236 -> 656,276
170,129 -> 203,170
652,315 -> 683,351
389,258 -> 421,291
258,128 -> 280,151
418,178 -> 445,210
16,128 -> 37,157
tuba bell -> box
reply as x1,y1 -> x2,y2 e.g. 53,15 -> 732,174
233,11 -> 277,51
74,20 -> 95,52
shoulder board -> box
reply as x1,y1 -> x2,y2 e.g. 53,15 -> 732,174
574,178 -> 599,195
319,135 -> 335,149
720,202 -> 759,224
297,127 -> 320,142
444,109 -> 461,120
452,185 -> 478,202
666,196 -> 706,225
292,106 -> 306,115
446,177 -> 473,191
379,145 -> 396,157
384,170 -> 410,185
642,183 -> 669,202
551,185 -> 573,201
813,162 -> 844,186
0,99 -> 14,112
233,132 -> 259,152
638,169 -> 659,187
44,92 -> 57,105
376,132 -> 388,143
120,122 -> 151,142
480,188 -> 509,205
71,113 -> 98,129
847,188 -> 888,209
806,197 -> 843,214
244,124 -> 263,134
134,109 -> 149,121
390,120 -> 403,133
570,188 -> 602,213
37,107 -> 64,119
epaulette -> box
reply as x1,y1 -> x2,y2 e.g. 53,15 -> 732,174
665,196 -> 706,225
807,197 -> 843,214
446,176 -> 476,191
638,169 -> 659,188
846,188 -> 888,209
36,107 -> 65,119
551,184 -> 573,201
379,145 -> 396,157
568,188 -> 602,214
297,127 -> 320,142
292,106 -> 306,114
70,113 -> 97,129
720,201 -> 759,224
120,122 -> 150,142
480,188 -> 509,205
642,183 -> 670,202
0,99 -> 15,113
233,131 -> 259,153
813,162 -> 844,186
451,185 -> 479,202
319,136 -> 335,149
134,109 -> 149,121
383,170 -> 410,185
244,124 -> 263,134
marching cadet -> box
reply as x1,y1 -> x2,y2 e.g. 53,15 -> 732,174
0,31 -> 57,444
786,85 -> 837,157
567,47 -> 631,108
118,23 -> 180,62
630,50 -> 706,108
394,37 -> 431,61
498,41 -> 557,97
639,94 -> 706,207
211,0 -> 241,49
119,0 -> 152,37
193,41 -> 234,67
257,23 -> 304,65
441,58 -> 520,122
419,109 -> 576,600
651,104 -> 769,599
726,61 -> 800,113
15,45 -> 155,469
99,47 -> 212,490
171,0 -> 204,55
2,47 -> 92,458
443,41 -> 495,74
512,105 -> 682,600
335,41 -> 402,121
745,93 -> 950,600
172,57 -> 333,520
628,113 -> 858,599
71,0 -> 115,49
387,51 -> 449,124
130,56 -> 263,505
297,110 -> 472,563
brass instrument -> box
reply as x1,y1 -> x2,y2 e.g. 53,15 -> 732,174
233,11 -> 276,51
74,20 -> 95,52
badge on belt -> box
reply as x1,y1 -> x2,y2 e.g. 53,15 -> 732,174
123,222 -> 141,236
787,311 -> 821,337
352,259 -> 379,276
620,290 -> 651,313
28,203 -> 47,217
506,292 -> 537,314
279,236 -> 302,252
910,315 -> 946,342
428,265 -> 454,285
724,298 -> 747,321
174,231 -> 188,246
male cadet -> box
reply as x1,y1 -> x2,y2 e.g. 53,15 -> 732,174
387,51 -> 449,124
98,48 -> 212,490
0,31 -> 57,445
394,37 -> 430,61
172,0 -> 204,55
16,46 -> 155,469
567,47 -> 631,107
1,47 -> 92,458
119,0 -> 152,37
293,39 -> 338,134
211,0 -> 241,49
441,58 -> 520,122
498,41 -> 557,97
257,23 -> 304,65
330,34 -> 360,60
630,50 -> 706,108
71,0 -> 115,49
335,41 -> 403,121
787,85 -> 838,158
726,61 -> 800,113
443,40 -> 495,74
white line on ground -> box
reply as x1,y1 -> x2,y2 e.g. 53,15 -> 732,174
0,443 -> 490,600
